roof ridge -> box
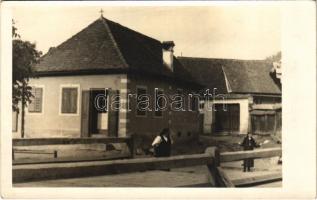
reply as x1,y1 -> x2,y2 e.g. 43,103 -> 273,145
105,17 -> 162,44
221,66 -> 231,93
100,17 -> 129,68
104,17 -> 175,71
178,56 -> 265,62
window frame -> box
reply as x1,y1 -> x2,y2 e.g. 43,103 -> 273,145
26,85 -> 45,115
59,84 -> 80,116
135,85 -> 148,117
190,93 -> 200,112
174,88 -> 184,111
154,88 -> 164,118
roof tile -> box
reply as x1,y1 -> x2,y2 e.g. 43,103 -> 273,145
178,57 -> 281,94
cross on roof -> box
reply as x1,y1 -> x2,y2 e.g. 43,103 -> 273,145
99,9 -> 104,17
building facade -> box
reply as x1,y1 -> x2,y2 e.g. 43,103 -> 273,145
13,17 -> 203,145
179,57 -> 282,135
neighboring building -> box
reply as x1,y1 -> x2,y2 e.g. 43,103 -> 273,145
271,60 -> 282,88
13,17 -> 202,144
179,57 -> 282,135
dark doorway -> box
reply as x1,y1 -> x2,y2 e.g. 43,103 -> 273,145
107,89 -> 119,137
89,89 -> 108,135
214,103 -> 240,134
81,88 -> 120,138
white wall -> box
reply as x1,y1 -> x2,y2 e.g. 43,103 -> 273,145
203,98 -> 250,135
13,74 -> 127,138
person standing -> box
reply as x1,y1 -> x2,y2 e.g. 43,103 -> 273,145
152,128 -> 173,157
240,132 -> 260,172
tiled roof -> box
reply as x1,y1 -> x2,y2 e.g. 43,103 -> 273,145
36,18 -> 127,73
35,17 -> 197,85
178,57 -> 281,95
178,57 -> 228,94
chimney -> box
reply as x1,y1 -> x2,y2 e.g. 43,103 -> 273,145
162,41 -> 175,71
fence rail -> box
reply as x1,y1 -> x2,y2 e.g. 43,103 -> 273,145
12,144 -> 282,187
13,147 -> 216,183
12,136 -> 135,161
12,137 -> 131,146
220,147 -> 282,163
218,147 -> 282,187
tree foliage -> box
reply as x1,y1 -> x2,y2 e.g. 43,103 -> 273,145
12,20 -> 42,112
265,51 -> 281,62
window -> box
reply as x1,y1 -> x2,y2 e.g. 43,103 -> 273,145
251,111 -> 278,134
199,100 -> 205,111
154,88 -> 163,117
190,94 -> 199,111
136,87 -> 147,116
174,89 -> 184,110
28,86 -> 43,113
61,86 -> 79,114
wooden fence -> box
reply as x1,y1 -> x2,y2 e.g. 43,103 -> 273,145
12,135 -> 135,162
12,146 -> 282,187
217,147 -> 282,187
220,147 -> 282,162
13,147 -> 217,183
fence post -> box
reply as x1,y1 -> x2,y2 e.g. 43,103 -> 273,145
205,146 -> 235,187
54,150 -> 58,158
206,147 -> 220,166
205,147 -> 220,186
127,134 -> 135,158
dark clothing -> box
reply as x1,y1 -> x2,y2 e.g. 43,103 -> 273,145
241,136 -> 259,150
240,136 -> 260,171
154,135 -> 172,157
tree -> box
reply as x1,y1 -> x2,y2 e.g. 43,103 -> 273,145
265,51 -> 281,63
12,20 -> 42,138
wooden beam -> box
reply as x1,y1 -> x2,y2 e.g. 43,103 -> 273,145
215,167 -> 235,187
205,147 -> 220,186
13,153 -> 131,165
13,153 -> 214,183
12,137 -> 130,146
127,134 -> 135,158
13,149 -> 57,156
232,172 -> 282,187
220,147 -> 282,163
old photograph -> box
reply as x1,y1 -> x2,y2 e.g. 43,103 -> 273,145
8,5 -> 284,188
1,2 -> 316,198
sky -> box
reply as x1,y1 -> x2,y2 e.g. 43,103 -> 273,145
12,6 -> 281,60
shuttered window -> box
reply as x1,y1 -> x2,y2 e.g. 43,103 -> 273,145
251,111 -> 278,134
61,87 -> 78,114
28,87 -> 43,113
